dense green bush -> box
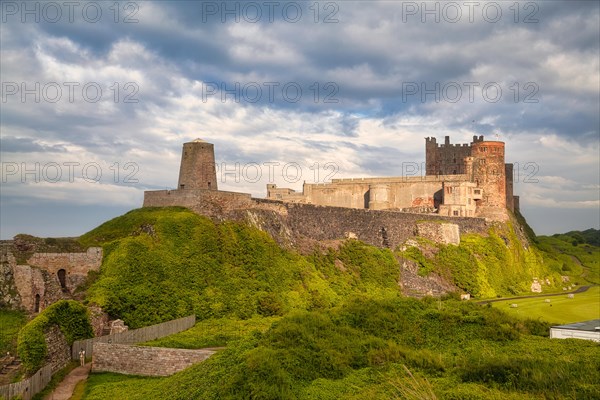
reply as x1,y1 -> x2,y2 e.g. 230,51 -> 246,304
82,297 -> 600,400
17,300 -> 93,374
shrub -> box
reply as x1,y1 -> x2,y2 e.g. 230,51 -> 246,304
17,300 -> 93,374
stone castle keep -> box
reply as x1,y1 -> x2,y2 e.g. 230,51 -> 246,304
144,135 -> 518,224
268,135 -> 517,221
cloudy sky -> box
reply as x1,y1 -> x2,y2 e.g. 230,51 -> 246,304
1,0 -> 598,239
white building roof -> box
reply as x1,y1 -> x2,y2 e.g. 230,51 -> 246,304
551,319 -> 600,332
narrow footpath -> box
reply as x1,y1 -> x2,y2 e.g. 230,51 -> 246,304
45,363 -> 91,400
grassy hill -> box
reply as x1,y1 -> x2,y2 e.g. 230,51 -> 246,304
81,297 -> 600,400
0,310 -> 26,355
19,207 -> 592,399
78,207 -> 595,327
535,229 -> 600,285
80,207 -> 402,328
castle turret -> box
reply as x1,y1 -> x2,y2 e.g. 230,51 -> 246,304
471,140 -> 507,219
177,139 -> 218,190
425,137 -> 438,175
368,184 -> 391,210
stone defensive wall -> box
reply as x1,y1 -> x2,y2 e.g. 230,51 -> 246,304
1,246 -> 102,313
143,189 -> 488,248
27,247 -> 102,276
248,199 -> 487,248
92,343 -> 215,377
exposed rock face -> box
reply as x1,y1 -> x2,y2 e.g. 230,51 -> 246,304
531,279 -> 542,293
399,258 -> 457,298
0,245 -> 21,309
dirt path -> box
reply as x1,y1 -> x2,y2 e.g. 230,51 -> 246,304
45,363 -> 91,400
477,284 -> 596,304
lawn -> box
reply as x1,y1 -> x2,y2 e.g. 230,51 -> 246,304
491,286 -> 600,324
142,316 -> 280,349
0,310 -> 27,354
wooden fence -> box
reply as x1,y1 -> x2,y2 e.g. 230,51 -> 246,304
0,364 -> 53,400
1,315 -> 195,400
71,315 -> 195,360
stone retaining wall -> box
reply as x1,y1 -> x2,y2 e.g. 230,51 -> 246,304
92,343 -> 215,376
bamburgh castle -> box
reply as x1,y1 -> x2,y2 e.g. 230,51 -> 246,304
268,136 -> 517,221
2,136 -> 518,314
145,135 -> 517,223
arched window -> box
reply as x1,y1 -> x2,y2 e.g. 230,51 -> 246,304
57,269 -> 67,291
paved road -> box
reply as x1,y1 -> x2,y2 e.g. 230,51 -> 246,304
477,284 -> 596,304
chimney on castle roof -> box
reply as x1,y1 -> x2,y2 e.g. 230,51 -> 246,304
445,136 -> 450,145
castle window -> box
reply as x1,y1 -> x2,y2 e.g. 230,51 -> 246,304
180,184 -> 185,189
453,210 -> 459,216
474,189 -> 481,194
34,294 -> 40,313
57,269 -> 67,292
446,187 -> 453,194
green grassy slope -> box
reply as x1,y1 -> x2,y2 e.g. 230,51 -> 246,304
82,298 -> 600,400
535,229 -> 600,285
72,208 -> 600,399
0,310 -> 26,355
81,207 -> 402,328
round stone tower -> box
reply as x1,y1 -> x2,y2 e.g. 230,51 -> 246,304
471,141 -> 506,218
368,184 -> 391,210
177,139 -> 218,190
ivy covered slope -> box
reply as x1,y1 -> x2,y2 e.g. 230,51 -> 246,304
80,207 -> 402,328
17,300 -> 93,373
399,216 -> 567,298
